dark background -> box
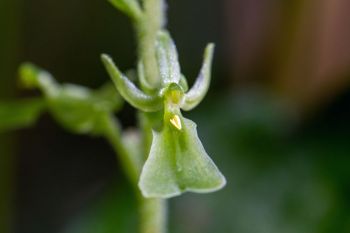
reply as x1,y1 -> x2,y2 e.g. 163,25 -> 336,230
1,0 -> 350,233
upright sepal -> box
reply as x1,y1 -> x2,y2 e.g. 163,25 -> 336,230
138,115 -> 226,198
182,43 -> 214,111
156,31 -> 181,85
101,54 -> 162,112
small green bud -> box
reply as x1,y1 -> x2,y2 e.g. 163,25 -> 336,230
19,63 -> 39,88
19,63 -> 59,97
19,63 -> 123,135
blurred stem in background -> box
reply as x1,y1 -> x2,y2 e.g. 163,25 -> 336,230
102,113 -> 166,233
0,0 -> 20,231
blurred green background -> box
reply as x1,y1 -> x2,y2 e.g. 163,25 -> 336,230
1,0 -> 350,233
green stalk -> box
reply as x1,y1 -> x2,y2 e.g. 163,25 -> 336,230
137,0 -> 165,87
107,1 -> 168,232
136,1 -> 167,233
102,115 -> 140,186
138,197 -> 167,233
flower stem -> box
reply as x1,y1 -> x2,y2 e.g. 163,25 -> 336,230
136,0 -> 165,87
139,197 -> 167,233
107,0 -> 168,232
103,114 -> 139,185
136,1 -> 168,233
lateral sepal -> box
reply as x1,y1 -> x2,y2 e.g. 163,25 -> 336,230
101,54 -> 163,112
182,43 -> 214,111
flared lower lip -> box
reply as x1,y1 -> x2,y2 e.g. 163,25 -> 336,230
139,173 -> 227,199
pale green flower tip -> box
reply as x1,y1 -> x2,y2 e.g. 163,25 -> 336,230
206,43 -> 215,53
101,54 -> 112,66
204,43 -> 215,67
101,53 -> 126,88
101,54 -> 118,78
19,63 -> 40,89
101,54 -> 122,75
19,63 -> 57,97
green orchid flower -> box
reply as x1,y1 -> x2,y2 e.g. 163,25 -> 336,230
19,63 -> 123,136
102,30 -> 226,198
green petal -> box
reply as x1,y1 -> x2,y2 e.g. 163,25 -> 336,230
138,117 -> 226,198
155,31 -> 181,85
182,43 -> 214,111
101,54 -> 162,112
